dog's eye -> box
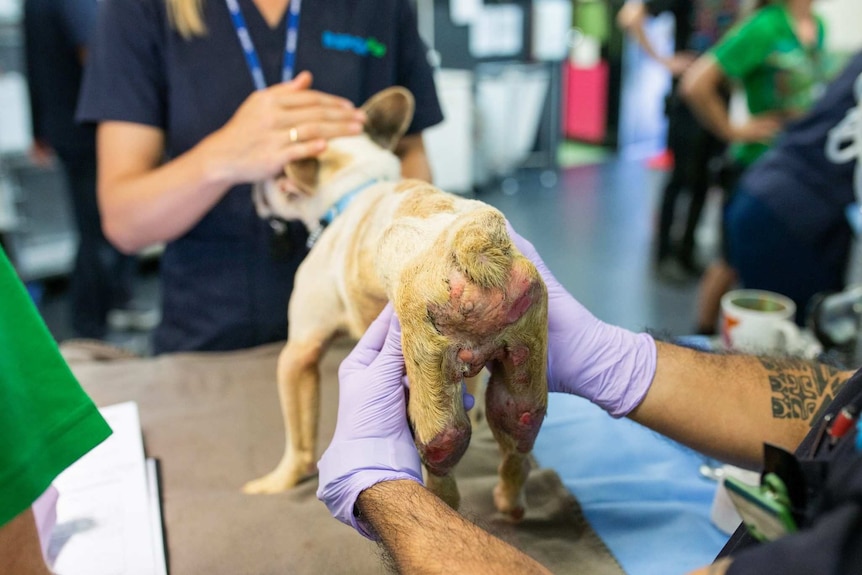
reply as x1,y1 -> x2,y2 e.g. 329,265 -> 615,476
283,191 -> 301,202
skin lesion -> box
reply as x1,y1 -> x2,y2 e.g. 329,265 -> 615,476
760,357 -> 848,425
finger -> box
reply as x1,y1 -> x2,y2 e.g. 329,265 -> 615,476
298,120 -> 366,142
274,106 -> 366,128
274,89 -> 356,110
280,138 -> 328,164
285,70 -> 313,90
341,304 -> 395,371
377,311 -> 403,360
273,119 -> 364,148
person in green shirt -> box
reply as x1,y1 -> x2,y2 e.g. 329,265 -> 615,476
679,0 -> 834,336
0,247 -> 112,573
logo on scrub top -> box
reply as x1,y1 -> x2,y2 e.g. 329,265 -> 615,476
321,31 -> 387,58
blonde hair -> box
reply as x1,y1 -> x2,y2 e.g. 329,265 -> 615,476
167,0 -> 207,38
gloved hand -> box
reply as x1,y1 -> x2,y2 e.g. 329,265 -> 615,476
317,304 -> 423,538
508,223 -> 657,417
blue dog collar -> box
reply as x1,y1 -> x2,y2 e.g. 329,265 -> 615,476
306,179 -> 379,248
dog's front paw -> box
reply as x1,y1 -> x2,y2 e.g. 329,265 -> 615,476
242,460 -> 317,494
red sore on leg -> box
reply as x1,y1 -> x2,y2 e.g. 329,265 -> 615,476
419,425 -> 472,476
506,293 -> 532,323
509,345 -> 529,367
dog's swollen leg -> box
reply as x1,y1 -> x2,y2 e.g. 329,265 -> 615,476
484,326 -> 547,520
242,339 -> 322,494
400,324 -> 471,510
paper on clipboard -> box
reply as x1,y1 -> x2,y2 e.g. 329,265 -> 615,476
49,401 -> 167,575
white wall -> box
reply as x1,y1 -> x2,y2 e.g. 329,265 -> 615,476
817,0 -> 862,53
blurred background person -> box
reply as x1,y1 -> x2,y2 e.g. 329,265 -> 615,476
722,51 -> 861,326
681,0 -> 837,333
617,0 -> 743,284
23,0 -> 154,341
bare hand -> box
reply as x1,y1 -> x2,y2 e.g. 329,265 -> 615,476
665,51 -> 696,77
204,71 -> 367,184
732,113 -> 784,144
28,139 -> 54,167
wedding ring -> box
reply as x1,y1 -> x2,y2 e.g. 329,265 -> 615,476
289,127 -> 299,143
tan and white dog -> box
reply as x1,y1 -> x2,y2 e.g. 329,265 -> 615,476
244,87 -> 548,519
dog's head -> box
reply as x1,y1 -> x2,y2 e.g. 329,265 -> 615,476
253,87 -> 415,229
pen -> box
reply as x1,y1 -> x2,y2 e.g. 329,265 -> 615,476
808,413 -> 833,457
828,405 -> 859,446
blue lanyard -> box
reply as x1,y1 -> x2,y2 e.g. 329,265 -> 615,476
225,0 -> 303,90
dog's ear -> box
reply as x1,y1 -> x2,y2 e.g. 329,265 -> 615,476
285,157 -> 320,193
361,87 -> 416,151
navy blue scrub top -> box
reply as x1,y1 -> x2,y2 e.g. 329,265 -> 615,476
77,0 -> 443,353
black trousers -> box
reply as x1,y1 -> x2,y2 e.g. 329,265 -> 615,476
56,147 -> 136,338
656,91 -> 726,265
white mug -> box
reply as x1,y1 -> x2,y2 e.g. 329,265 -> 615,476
720,289 -> 802,354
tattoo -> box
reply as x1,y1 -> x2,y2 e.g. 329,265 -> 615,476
759,357 -> 846,424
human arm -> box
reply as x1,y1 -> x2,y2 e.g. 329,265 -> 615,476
396,133 -> 433,182
357,480 -> 552,575
680,54 -> 782,144
507,226 -> 852,469
0,509 -> 52,575
632,343 -> 852,468
616,1 -> 695,77
97,72 -> 366,253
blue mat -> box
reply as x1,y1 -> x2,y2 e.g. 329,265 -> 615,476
533,393 -> 731,575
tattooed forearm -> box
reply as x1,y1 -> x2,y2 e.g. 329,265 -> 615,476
759,357 -> 849,425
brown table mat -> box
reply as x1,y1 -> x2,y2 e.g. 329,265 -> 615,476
65,340 -> 624,575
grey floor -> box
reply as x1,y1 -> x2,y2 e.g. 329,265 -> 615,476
36,155 -> 719,351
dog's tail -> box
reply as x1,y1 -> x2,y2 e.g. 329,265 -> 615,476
451,208 -> 513,290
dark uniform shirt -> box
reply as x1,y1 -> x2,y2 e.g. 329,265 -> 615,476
24,0 -> 97,154
77,0 -> 443,353
739,52 -> 862,250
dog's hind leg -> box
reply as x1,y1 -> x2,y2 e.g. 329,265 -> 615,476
484,363 -> 542,520
243,266 -> 344,494
243,335 -> 331,493
484,306 -> 548,520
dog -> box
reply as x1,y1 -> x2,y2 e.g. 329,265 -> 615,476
243,86 -> 548,519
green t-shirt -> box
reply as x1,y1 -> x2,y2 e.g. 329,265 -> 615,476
711,4 -> 834,167
0,248 -> 112,526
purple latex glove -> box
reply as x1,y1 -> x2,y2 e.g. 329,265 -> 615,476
508,223 -> 657,417
317,304 -> 423,539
